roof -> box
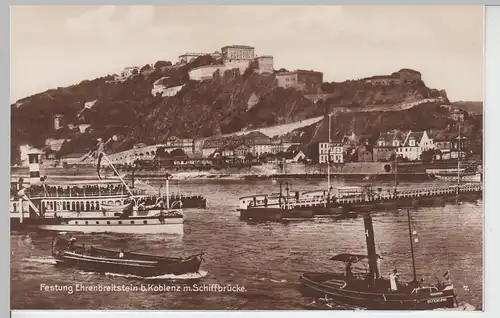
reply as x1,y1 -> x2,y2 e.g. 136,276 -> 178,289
367,75 -> 400,80
61,153 -> 86,159
286,144 -> 301,153
243,131 -> 269,140
329,253 -> 368,263
179,52 -> 206,57
375,132 -> 403,147
403,131 -> 425,146
222,45 -> 255,50
276,69 -> 323,76
398,68 -> 421,75
222,143 -> 249,151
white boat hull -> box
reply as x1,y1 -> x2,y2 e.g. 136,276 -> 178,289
435,174 -> 482,183
36,222 -> 183,234
31,214 -> 184,234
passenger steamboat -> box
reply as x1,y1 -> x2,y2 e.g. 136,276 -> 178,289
10,150 -> 184,234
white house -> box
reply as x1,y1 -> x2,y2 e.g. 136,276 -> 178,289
318,141 -> 344,163
397,130 -> 434,161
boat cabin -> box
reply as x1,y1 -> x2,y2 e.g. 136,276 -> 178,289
332,186 -> 364,198
10,179 -> 130,216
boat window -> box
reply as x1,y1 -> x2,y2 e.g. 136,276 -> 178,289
143,220 -> 147,224
96,221 -> 99,224
75,221 -> 78,225
413,287 -> 432,295
85,221 -> 88,225
118,221 -> 122,225
107,221 -> 111,225
131,221 -> 135,224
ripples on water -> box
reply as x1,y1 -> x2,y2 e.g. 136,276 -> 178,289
10,179 -> 483,310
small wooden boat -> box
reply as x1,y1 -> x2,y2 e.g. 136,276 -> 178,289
299,211 -> 458,310
51,235 -> 204,277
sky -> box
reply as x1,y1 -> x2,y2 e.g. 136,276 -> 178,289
10,5 -> 484,103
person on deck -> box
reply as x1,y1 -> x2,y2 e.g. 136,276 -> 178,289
119,249 -> 124,259
346,262 -> 353,277
389,269 -> 399,291
375,254 -> 383,279
68,236 -> 77,250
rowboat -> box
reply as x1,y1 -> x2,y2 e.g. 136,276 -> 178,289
51,235 -> 204,277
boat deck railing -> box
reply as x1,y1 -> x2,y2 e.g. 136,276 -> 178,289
245,183 -> 482,209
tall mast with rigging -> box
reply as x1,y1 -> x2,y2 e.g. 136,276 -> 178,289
327,113 -> 332,207
457,118 -> 461,193
407,209 -> 418,283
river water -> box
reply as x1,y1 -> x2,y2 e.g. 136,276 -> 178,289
10,179 -> 483,310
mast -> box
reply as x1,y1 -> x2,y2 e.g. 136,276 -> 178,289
327,113 -> 332,207
407,209 -> 418,283
101,152 -> 134,198
165,175 -> 170,210
457,120 -> 461,193
279,181 -> 283,208
285,182 -> 290,210
363,214 -> 379,281
394,153 -> 398,198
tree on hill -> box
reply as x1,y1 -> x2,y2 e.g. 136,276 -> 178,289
154,61 -> 172,69
140,64 -> 152,72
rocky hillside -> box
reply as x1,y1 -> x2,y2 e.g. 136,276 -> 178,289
451,101 -> 483,115
284,102 -> 483,156
321,78 -> 447,107
11,57 -> 458,163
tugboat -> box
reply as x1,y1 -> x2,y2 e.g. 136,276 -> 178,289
299,211 -> 458,310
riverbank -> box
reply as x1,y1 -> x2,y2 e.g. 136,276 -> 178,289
127,171 -> 434,182
11,161 -> 477,182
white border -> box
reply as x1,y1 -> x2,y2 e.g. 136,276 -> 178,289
6,2 -> 499,318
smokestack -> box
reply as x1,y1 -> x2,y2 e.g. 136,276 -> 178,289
363,214 -> 378,278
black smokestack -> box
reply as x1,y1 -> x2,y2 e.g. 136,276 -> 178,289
363,214 -> 378,278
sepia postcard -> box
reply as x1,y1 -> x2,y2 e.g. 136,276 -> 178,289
9,5 -> 484,312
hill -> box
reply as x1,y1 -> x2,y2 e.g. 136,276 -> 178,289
11,58 -> 460,164
451,101 -> 483,115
